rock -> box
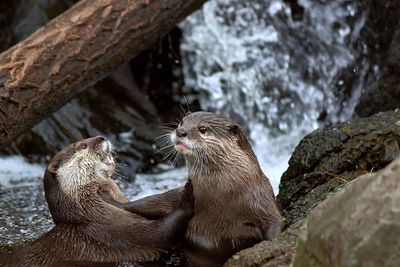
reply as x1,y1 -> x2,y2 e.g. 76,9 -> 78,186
292,156 -> 400,267
354,0 -> 400,117
355,24 -> 400,116
224,221 -> 303,267
0,1 -> 15,52
277,109 -> 400,227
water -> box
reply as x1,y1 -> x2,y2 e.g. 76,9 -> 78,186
0,156 -> 45,187
179,0 -> 368,192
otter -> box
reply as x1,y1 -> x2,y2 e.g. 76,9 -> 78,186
103,112 -> 283,267
0,136 -> 193,267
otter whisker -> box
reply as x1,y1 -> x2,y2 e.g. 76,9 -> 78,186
155,133 -> 172,141
112,174 -> 129,186
162,148 -> 177,161
154,137 -> 173,148
171,151 -> 179,166
154,133 -> 173,144
179,104 -> 186,118
158,126 -> 175,132
183,95 -> 191,114
110,150 -> 121,160
155,144 -> 175,155
115,162 -> 129,168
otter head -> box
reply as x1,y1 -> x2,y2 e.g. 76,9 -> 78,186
170,112 -> 256,168
44,136 -> 115,223
46,136 -> 115,187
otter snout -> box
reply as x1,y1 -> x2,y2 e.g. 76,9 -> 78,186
171,129 -> 191,155
99,136 -> 112,154
176,128 -> 187,137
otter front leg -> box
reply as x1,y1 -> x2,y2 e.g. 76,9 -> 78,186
98,181 -> 191,219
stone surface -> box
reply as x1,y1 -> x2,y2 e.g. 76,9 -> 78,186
354,0 -> 400,117
292,157 -> 400,267
277,110 -> 400,227
224,221 -> 303,267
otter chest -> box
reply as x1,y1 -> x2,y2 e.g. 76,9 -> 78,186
186,213 -> 240,250
190,234 -> 217,250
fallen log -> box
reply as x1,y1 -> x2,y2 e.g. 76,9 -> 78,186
0,0 -> 206,147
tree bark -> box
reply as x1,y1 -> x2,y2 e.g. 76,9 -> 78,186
0,0 -> 206,148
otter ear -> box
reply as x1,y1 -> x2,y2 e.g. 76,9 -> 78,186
228,124 -> 240,135
228,123 -> 253,152
47,162 -> 59,174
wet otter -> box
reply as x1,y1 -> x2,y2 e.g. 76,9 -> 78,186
105,112 -> 283,266
0,136 -> 193,267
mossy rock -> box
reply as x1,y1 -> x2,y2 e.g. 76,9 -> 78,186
277,110 -> 400,227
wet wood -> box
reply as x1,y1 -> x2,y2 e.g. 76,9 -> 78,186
0,0 -> 206,147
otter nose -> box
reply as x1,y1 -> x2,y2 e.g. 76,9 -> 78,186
176,128 -> 187,138
96,136 -> 106,141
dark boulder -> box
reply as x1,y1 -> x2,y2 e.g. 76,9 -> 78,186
277,109 -> 400,227
354,0 -> 400,116
355,24 -> 400,116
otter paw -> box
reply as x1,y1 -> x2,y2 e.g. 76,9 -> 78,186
180,180 -> 194,210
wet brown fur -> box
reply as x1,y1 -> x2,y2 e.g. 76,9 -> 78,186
0,137 -> 192,267
176,112 -> 283,266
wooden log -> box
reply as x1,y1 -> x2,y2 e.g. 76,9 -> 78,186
0,0 -> 206,147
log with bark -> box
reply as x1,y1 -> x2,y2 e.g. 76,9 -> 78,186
0,0 -> 206,148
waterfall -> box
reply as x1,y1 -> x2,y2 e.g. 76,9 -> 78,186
179,0 -> 368,193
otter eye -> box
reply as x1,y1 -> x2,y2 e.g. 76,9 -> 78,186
80,143 -> 87,149
198,126 -> 207,134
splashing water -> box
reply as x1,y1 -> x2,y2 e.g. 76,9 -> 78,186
179,0 -> 368,193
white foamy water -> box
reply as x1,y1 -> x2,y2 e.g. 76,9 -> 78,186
0,156 -> 45,187
251,123 -> 312,194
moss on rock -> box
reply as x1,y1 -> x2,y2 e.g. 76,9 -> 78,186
277,110 -> 400,227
